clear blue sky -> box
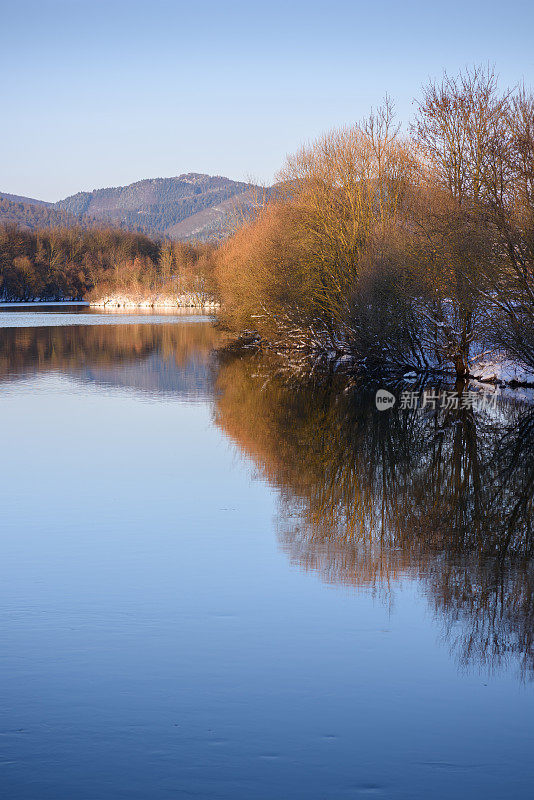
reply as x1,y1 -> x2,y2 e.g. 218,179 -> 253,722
1,0 -> 533,201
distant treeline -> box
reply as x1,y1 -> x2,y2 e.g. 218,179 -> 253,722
0,225 -> 216,302
216,66 -> 534,380
0,196 -> 95,231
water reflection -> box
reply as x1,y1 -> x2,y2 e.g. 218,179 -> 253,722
214,355 -> 534,677
0,321 -> 222,400
1,322 -> 533,678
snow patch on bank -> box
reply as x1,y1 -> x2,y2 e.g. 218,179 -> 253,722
89,293 -> 219,310
470,352 -> 534,386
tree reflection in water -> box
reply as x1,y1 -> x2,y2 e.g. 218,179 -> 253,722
214,354 -> 534,678
1,324 -> 532,678
0,322 -> 223,398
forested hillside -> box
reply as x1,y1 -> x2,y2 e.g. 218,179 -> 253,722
0,192 -> 50,206
0,196 -> 95,231
55,173 -> 258,240
0,175 -> 263,241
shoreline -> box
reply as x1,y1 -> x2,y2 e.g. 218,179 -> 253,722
222,333 -> 534,391
88,293 -> 220,310
0,297 -> 219,311
0,301 -> 89,308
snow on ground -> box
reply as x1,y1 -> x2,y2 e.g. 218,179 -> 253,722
89,293 -> 219,309
470,352 -> 534,385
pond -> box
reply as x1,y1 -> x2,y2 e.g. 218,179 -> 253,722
0,312 -> 533,799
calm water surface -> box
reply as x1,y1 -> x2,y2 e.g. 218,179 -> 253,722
1,312 -> 533,799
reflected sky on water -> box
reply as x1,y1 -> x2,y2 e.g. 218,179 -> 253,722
1,314 -> 533,800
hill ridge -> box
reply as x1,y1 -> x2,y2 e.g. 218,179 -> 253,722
0,173 -> 264,241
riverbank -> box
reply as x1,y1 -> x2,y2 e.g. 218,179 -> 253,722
88,292 -> 219,310
222,332 -> 534,390
0,301 -> 89,308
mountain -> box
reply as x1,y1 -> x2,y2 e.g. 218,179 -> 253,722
0,191 -> 50,206
0,195 -> 96,231
55,173 -> 260,241
0,173 -> 267,241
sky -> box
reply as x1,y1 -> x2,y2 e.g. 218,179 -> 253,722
1,0 -> 533,201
